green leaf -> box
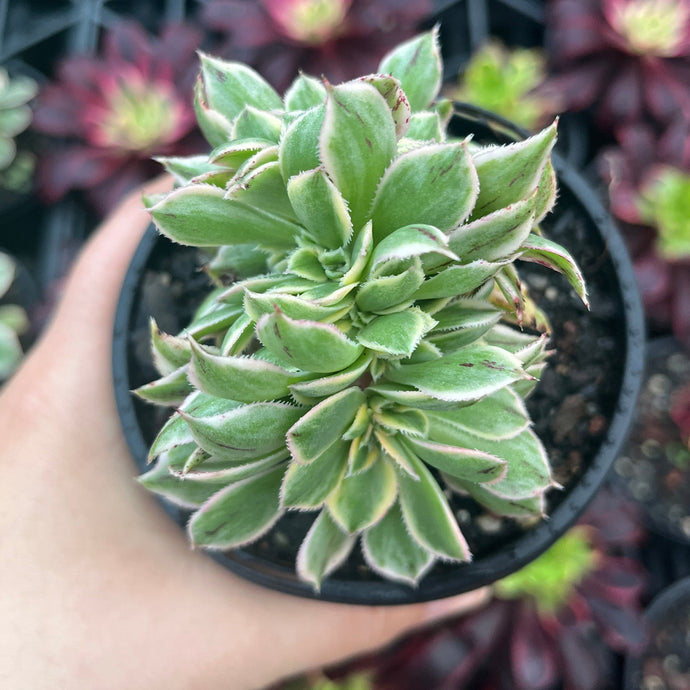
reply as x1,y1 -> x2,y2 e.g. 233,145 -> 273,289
186,304 -> 243,340
520,233 -> 589,307
209,138 -> 274,168
149,319 -> 191,376
397,452 -> 470,561
149,184 -> 300,250
198,53 -> 282,123
296,510 -> 356,589
378,28 -> 442,111
220,313 -> 254,356
426,302 -> 502,351
406,111 -> 443,142
139,449 -> 232,509
368,383 -> 456,410
427,422 -> 552,500
188,465 -> 285,548
134,366 -> 193,407
370,224 -> 458,269
181,402 -> 301,462
256,310 -> 364,373
0,322 -> 21,379
359,74 -> 411,138
414,260 -> 506,300
279,104 -> 325,182
341,221 -> 373,285
244,288 -> 350,323
426,388 -> 529,443
0,252 -> 14,296
188,338 -> 304,402
362,503 -> 434,585
281,440 -> 349,509
443,473 -> 545,518
471,122 -> 557,219
154,155 -> 223,186
287,387 -> 365,463
148,393 -> 242,460
320,81 -> 396,231
375,429 -> 421,479
284,73 -> 327,110
387,344 -> 528,402
326,457 -> 397,533
288,352 -> 373,399
371,143 -> 478,241
287,167 -> 353,249
193,75 -> 233,147
355,260 -> 425,313
357,308 -> 436,357
374,408 -> 428,436
178,450 -> 288,483
232,105 -> 282,141
448,193 -> 537,262
0,304 -> 27,334
225,159 -> 297,223
401,436 -> 507,483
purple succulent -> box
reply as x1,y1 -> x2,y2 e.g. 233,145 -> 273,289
545,0 -> 690,127
598,120 -> 690,345
202,0 -> 432,90
362,491 -> 647,690
32,21 -> 203,215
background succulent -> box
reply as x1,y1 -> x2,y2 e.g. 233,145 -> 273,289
545,0 -> 690,127
0,67 -> 37,193
0,252 -> 28,381
201,0 -> 432,91
445,40 -> 557,131
136,30 -> 587,588
31,20 -> 203,215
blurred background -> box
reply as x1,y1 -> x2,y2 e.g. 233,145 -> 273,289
1,1 -> 689,688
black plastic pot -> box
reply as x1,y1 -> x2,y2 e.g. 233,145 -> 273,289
624,576 -> 690,690
113,105 -> 645,605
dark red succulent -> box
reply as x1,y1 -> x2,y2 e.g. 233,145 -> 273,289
361,491 -> 647,690
598,119 -> 690,345
545,0 -> 690,128
32,21 -> 203,215
201,0 -> 432,91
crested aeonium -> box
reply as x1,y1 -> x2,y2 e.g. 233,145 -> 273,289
135,29 -> 588,589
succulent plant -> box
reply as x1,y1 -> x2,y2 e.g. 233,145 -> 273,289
445,40 -> 557,130
31,21 -> 202,215
0,252 -> 28,381
136,29 -> 588,588
545,0 -> 690,127
0,67 -> 37,193
202,0 -> 432,91
598,120 -> 690,345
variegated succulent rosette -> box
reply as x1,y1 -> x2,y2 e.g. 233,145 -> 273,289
136,29 -> 588,589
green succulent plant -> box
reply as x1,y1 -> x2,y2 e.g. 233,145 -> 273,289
637,165 -> 690,260
0,67 -> 37,193
136,29 -> 588,588
0,252 -> 28,381
447,40 -> 554,130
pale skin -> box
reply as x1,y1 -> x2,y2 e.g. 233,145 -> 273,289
0,177 -> 488,690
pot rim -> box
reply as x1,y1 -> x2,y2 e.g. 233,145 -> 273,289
113,104 -> 646,605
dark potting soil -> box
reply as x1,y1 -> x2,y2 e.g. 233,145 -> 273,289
613,339 -> 690,545
124,173 -> 628,584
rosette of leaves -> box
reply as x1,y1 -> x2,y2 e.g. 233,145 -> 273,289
136,29 -> 587,589
446,40 -> 557,130
0,252 -> 28,381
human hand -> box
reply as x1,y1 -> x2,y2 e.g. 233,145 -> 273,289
0,178 -> 488,690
